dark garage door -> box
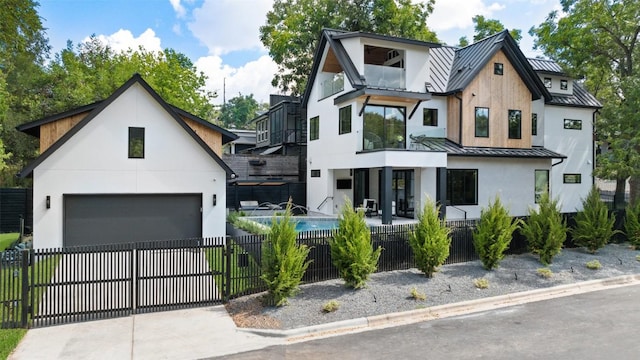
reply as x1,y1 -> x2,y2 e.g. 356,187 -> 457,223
64,194 -> 202,247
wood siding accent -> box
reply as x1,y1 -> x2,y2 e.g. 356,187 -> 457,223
460,50 -> 532,148
183,117 -> 223,157
39,112 -> 90,152
447,95 -> 461,144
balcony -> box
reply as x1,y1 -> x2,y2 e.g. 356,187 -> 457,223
364,64 -> 405,89
320,72 -> 344,99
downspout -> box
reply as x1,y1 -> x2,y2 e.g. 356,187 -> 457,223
552,158 -> 564,167
455,93 -> 463,144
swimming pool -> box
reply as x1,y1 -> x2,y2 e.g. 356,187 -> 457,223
247,216 -> 339,232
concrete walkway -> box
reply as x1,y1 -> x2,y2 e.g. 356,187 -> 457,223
9,306 -> 281,360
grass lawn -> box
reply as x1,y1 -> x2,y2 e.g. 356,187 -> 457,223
205,240 -> 263,299
0,328 -> 27,359
0,234 -> 19,251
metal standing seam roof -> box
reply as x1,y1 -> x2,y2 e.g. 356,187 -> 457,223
412,138 -> 566,159
527,58 -> 566,74
428,46 -> 456,93
548,81 -> 602,108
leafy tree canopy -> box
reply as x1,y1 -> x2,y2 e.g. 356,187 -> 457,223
219,94 -> 266,130
458,15 -> 522,47
260,0 -> 439,95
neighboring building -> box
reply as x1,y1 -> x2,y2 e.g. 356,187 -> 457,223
303,29 -> 600,223
223,129 -> 256,154
17,74 -> 237,248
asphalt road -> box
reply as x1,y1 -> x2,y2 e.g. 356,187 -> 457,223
218,284 -> 640,360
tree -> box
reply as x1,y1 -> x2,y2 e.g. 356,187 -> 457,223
260,0 -> 439,95
530,0 -> 640,206
571,186 -> 617,253
520,193 -> 567,265
219,94 -> 263,129
473,196 -> 521,270
408,197 -> 451,277
471,15 -> 521,43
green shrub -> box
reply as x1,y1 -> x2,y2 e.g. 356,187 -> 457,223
408,197 -> 451,277
521,192 -> 567,265
260,203 -> 311,306
571,186 -> 617,253
536,267 -> 553,278
636,255 -> 640,262
474,278 -> 489,289
585,259 -> 602,270
409,287 -> 427,301
624,201 -> 640,247
473,196 -> 521,270
322,300 -> 340,313
330,198 -> 382,289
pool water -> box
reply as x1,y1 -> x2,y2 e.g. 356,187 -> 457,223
249,217 -> 339,232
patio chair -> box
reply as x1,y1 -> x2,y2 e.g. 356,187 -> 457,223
363,199 -> 377,217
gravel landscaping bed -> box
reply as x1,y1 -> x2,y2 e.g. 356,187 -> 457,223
225,243 -> 640,330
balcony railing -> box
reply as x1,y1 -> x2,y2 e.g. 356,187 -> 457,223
364,64 -> 405,89
320,73 -> 344,99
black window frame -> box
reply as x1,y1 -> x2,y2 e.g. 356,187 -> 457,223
310,116 -> 319,140
564,119 -> 582,130
310,169 -> 321,178
339,105 -> 352,135
544,77 -> 552,88
475,107 -> 489,138
447,169 -> 478,206
423,108 -> 438,126
560,79 -> 568,90
508,109 -> 522,139
563,173 -> 582,184
128,127 -> 145,159
532,113 -> 538,136
494,62 -> 504,75
535,169 -> 549,204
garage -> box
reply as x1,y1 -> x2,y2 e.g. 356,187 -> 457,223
63,194 -> 202,247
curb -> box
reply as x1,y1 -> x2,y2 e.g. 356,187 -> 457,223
238,274 -> 640,340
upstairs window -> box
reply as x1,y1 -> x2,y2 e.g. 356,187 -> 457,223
532,113 -> 538,136
128,127 -> 145,158
475,107 -> 489,138
564,119 -> 582,130
310,116 -> 319,140
560,79 -> 568,90
339,105 -> 352,135
494,63 -> 504,75
423,108 -> 438,126
508,110 -> 522,139
544,78 -> 552,88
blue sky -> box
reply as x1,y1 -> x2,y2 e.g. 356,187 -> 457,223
38,0 -> 562,105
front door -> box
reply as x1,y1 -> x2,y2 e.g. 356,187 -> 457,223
393,170 -> 414,218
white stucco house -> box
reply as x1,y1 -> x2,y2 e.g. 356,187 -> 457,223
303,29 -> 600,223
17,74 -> 237,248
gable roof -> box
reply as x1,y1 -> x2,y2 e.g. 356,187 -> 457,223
445,31 -> 551,101
17,74 -> 236,178
302,28 -> 440,108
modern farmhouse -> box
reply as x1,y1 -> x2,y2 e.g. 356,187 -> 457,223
303,29 -> 600,223
17,74 -> 237,248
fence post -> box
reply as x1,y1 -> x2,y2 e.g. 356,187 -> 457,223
224,238 -> 233,302
20,249 -> 31,328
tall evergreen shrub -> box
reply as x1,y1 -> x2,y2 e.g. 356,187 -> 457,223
261,202 -> 311,306
521,192 -> 567,265
409,197 -> 451,277
624,201 -> 640,248
473,196 -> 521,270
571,186 -> 617,253
330,199 -> 381,289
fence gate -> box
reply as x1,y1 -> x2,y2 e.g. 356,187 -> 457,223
0,238 -> 226,328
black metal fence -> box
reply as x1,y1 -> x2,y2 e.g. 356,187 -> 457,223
0,212 -> 621,329
0,188 -> 32,233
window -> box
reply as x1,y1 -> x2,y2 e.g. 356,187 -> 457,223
363,105 -> 406,150
310,169 -> 321,177
256,119 -> 268,142
128,127 -> 145,158
475,107 -> 489,138
423,108 -> 438,126
339,105 -> 352,134
563,174 -> 582,184
310,116 -> 319,140
544,78 -> 552,88
560,79 -> 568,90
508,110 -> 522,139
447,169 -> 478,206
494,63 -> 504,75
535,169 -> 549,203
564,119 -> 582,130
532,113 -> 538,136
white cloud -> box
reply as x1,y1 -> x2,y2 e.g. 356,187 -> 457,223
169,0 -> 187,18
188,0 -> 272,56
88,29 -> 163,53
429,0 -> 505,31
196,54 -> 279,105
